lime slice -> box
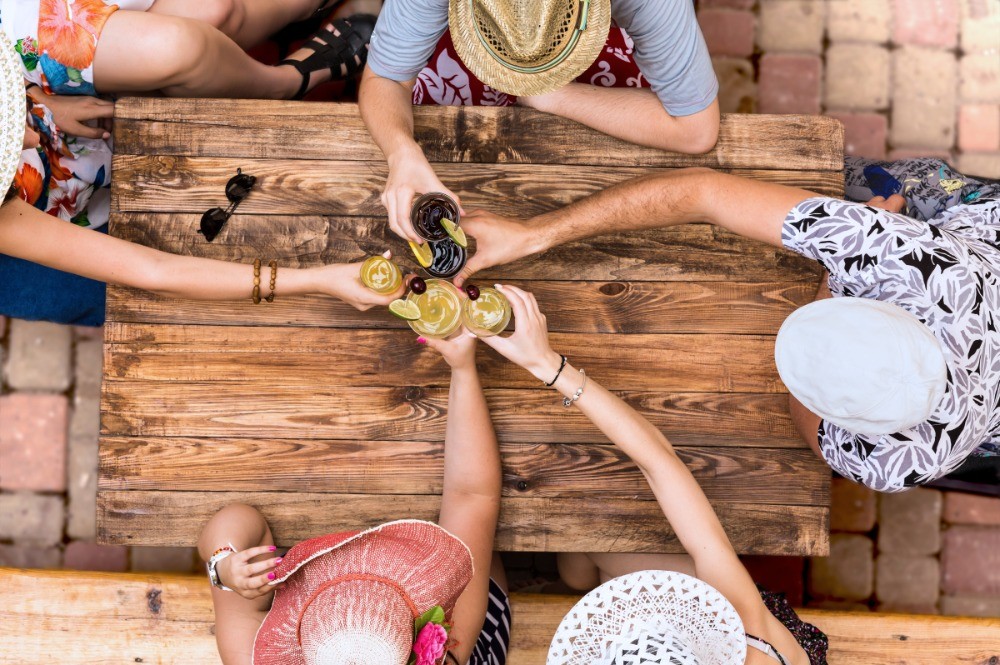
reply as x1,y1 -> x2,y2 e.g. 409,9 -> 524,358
388,299 -> 421,321
408,240 -> 433,268
440,219 -> 467,248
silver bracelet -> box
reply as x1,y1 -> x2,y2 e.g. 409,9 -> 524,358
562,369 -> 587,408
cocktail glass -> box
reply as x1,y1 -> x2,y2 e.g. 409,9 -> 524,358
410,192 -> 460,241
406,279 -> 463,339
462,287 -> 512,337
359,255 -> 403,294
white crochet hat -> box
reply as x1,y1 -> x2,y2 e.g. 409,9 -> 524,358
547,570 -> 747,665
775,297 -> 948,437
0,38 -> 25,197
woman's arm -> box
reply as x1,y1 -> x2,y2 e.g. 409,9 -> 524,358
482,286 -> 766,620
421,332 -> 502,663
197,504 -> 283,665
0,198 -> 404,309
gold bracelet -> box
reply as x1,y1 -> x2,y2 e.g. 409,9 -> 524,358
265,260 -> 277,303
252,258 -> 261,305
563,369 -> 587,408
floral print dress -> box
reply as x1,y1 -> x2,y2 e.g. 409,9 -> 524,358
1,0 -> 150,227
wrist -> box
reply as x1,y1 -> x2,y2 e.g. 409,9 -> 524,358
386,142 -> 424,168
526,351 -> 563,383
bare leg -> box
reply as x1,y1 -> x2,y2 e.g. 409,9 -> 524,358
148,0 -> 316,49
198,504 -> 277,663
93,11 -> 300,98
557,552 -> 697,591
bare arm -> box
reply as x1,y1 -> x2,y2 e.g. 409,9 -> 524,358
422,333 -> 501,663
482,286 -> 767,623
197,504 -> 282,665
456,169 -> 818,285
359,67 -> 462,243
522,86 -> 719,154
0,198 -> 405,309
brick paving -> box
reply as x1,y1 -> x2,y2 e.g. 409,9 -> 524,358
0,0 -> 999,620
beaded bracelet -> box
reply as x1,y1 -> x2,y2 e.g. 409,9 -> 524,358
265,260 -> 277,303
251,258 -> 262,304
544,355 -> 568,387
563,369 -> 587,408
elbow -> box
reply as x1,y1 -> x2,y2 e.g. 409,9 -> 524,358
682,121 -> 719,155
664,102 -> 720,154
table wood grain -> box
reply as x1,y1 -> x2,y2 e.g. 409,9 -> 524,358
99,98 -> 841,555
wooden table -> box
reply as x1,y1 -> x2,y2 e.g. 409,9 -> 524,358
98,98 -> 842,555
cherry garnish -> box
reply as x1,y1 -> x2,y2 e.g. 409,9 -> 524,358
409,276 -> 427,295
464,284 -> 480,300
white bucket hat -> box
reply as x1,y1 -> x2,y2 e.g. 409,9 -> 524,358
0,38 -> 26,197
547,570 -> 747,665
775,297 -> 948,437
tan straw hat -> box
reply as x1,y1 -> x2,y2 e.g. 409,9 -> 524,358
0,38 -> 26,198
253,520 -> 473,665
449,0 -> 612,97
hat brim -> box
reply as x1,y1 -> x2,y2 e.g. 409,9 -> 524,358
252,520 -> 473,665
448,0 -> 612,97
547,570 -> 747,665
0,38 -> 26,197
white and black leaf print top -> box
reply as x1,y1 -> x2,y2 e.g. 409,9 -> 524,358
781,196 -> 1000,492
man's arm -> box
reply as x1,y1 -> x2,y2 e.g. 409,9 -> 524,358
456,168 -> 817,284
521,86 -> 719,154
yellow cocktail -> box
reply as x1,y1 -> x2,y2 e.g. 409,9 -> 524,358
462,287 -> 511,337
406,279 -> 463,339
359,256 -> 403,294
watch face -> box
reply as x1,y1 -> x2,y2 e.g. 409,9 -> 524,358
208,561 -> 220,587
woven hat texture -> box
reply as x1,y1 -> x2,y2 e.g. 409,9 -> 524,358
0,38 -> 25,198
547,570 -> 747,665
449,0 -> 611,96
253,520 -> 473,665
775,297 -> 948,437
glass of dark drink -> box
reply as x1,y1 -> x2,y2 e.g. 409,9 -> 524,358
426,240 -> 467,279
410,192 -> 460,242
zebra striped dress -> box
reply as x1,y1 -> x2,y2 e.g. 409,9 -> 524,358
448,578 -> 511,665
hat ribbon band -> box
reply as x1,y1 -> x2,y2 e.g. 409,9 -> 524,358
294,573 -> 421,647
471,0 -> 591,74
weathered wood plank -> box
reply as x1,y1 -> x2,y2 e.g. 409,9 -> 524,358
105,280 -> 816,333
100,384 -> 802,447
98,437 -> 828,506
103,325 -> 784,393
113,98 -> 845,171
5,569 -> 994,665
96,490 -> 828,554
110,156 -> 845,215
106,213 -> 822,284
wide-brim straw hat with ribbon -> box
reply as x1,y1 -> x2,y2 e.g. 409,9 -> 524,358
0,38 -> 26,197
547,570 -> 748,665
449,0 -> 612,97
253,520 -> 474,665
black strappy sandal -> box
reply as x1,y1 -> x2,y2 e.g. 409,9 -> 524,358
278,14 -> 376,100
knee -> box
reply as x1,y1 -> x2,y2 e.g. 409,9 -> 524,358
197,503 -> 267,560
152,17 -> 216,87
195,0 -> 244,36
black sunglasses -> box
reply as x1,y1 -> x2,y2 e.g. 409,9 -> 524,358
199,168 -> 257,242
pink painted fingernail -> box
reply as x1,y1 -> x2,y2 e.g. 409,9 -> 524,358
275,558 -> 283,564
416,337 -> 427,345
269,546 -> 276,551
268,572 -> 276,580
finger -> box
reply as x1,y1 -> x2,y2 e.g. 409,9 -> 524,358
498,284 -> 540,319
79,103 -> 115,120
245,556 -> 282,576
238,545 -> 278,562
441,186 -> 463,214
62,120 -> 108,140
250,570 -> 279,588
382,249 -> 392,259
385,191 -> 399,236
453,255 -> 479,288
395,189 -> 419,242
495,284 -> 531,323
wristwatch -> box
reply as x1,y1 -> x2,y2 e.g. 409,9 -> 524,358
207,546 -> 236,591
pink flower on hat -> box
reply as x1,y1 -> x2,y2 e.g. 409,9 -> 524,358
413,622 -> 448,665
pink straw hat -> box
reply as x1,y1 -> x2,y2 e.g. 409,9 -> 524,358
253,520 -> 474,665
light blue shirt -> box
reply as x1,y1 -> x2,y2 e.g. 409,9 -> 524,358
367,0 -> 718,117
